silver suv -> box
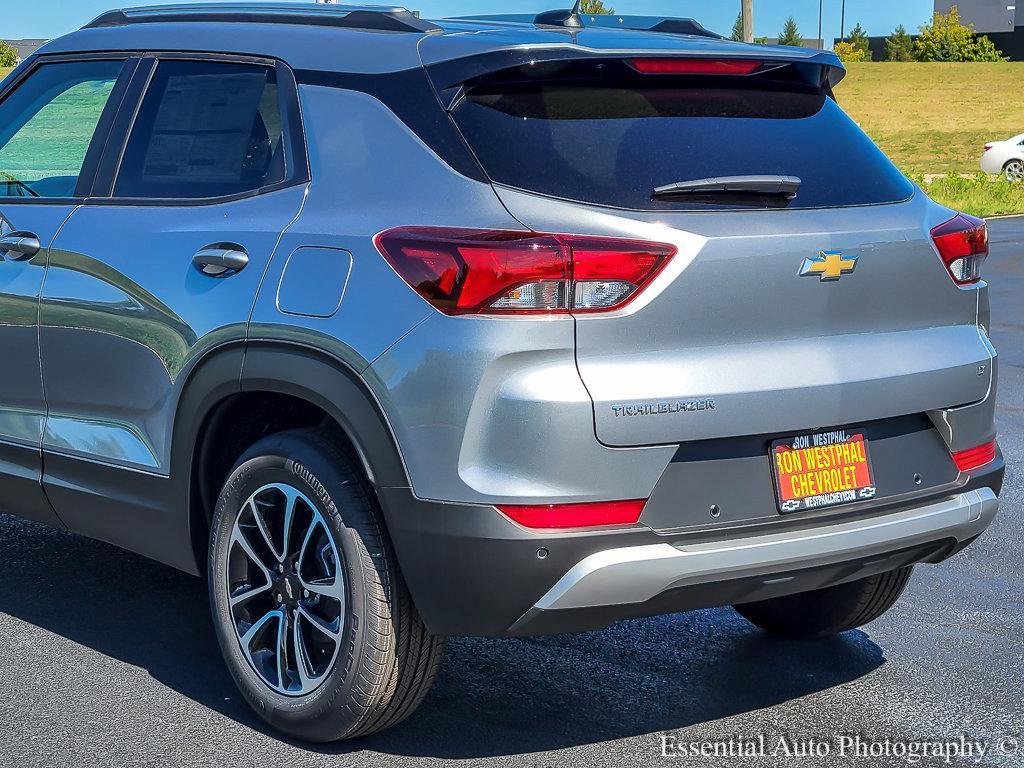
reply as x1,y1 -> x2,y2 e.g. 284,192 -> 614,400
0,3 -> 1002,742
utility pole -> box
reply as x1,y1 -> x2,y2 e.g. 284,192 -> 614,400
818,0 -> 823,48
742,0 -> 754,43
840,0 -> 846,40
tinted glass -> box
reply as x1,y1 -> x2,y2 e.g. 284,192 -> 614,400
0,60 -> 124,198
115,60 -> 286,199
453,82 -> 914,210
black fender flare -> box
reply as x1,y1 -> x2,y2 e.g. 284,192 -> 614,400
171,339 -> 411,575
238,340 -> 410,489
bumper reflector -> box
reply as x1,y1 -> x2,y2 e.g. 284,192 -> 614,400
497,499 -> 646,529
951,440 -> 997,472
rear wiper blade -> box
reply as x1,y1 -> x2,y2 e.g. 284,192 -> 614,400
652,175 -> 801,200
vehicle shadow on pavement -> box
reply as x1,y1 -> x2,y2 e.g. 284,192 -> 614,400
342,615 -> 885,759
0,514 -> 884,758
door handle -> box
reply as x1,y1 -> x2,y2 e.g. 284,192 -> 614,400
193,245 -> 249,277
0,231 -> 41,260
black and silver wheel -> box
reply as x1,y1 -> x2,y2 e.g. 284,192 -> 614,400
225,482 -> 344,696
209,428 -> 443,742
1004,159 -> 1024,183
733,566 -> 913,639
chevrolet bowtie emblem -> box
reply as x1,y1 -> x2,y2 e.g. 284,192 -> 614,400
799,250 -> 858,281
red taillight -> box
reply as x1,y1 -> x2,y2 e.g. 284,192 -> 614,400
983,143 -> 994,152
930,213 -> 988,285
374,227 -> 675,315
496,499 -> 646,529
629,58 -> 762,75
951,440 -> 997,472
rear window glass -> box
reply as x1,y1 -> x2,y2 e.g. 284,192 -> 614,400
452,81 -> 913,211
115,60 -> 286,199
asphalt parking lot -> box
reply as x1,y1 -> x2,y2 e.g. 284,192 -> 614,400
0,219 -> 1020,768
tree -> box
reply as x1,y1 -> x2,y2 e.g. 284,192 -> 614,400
580,0 -> 614,14
970,34 -> 1008,62
731,11 -> 744,42
833,41 -> 869,62
884,24 -> 915,61
914,6 -> 1006,62
0,41 -> 17,69
777,16 -> 803,47
847,22 -> 873,61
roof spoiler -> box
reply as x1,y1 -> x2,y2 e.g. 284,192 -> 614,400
424,47 -> 847,109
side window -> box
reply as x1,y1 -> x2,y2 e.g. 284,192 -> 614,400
114,60 -> 288,200
0,60 -> 125,199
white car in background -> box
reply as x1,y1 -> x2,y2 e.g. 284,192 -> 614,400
981,133 -> 1024,182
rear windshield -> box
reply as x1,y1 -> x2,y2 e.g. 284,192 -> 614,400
451,80 -> 913,211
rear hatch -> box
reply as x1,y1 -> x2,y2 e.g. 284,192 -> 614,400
424,31 -> 994,447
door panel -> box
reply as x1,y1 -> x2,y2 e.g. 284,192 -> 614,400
40,186 -> 306,474
0,209 -> 70,447
0,57 -> 130,525
0,208 -> 72,525
37,54 -> 308,551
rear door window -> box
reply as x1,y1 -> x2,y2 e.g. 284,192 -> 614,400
452,76 -> 914,211
0,60 -> 125,199
114,60 -> 287,200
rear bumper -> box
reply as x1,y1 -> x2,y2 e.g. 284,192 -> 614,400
979,153 -> 1004,174
379,461 -> 1002,638
509,487 -> 996,634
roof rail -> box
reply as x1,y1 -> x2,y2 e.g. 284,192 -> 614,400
84,3 -> 441,33
459,12 -> 723,40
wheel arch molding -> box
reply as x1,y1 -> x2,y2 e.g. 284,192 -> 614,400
173,340 -> 413,575
236,340 -> 411,490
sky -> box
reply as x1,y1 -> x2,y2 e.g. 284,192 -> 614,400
5,0 -> 936,44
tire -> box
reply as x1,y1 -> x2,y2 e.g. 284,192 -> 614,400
1003,159 -> 1024,183
208,428 -> 443,742
732,566 -> 913,639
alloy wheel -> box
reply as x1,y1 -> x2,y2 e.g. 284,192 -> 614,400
1005,160 -> 1024,183
226,483 -> 345,696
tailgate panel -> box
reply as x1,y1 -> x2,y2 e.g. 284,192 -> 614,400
489,189 -> 992,448
584,325 -> 989,446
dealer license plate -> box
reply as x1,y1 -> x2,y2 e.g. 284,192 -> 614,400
771,429 -> 877,513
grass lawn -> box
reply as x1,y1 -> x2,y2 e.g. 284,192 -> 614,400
0,66 -> 116,195
0,78 -> 115,177
836,62 -> 1024,175
836,62 -> 1024,215
909,172 -> 1024,217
